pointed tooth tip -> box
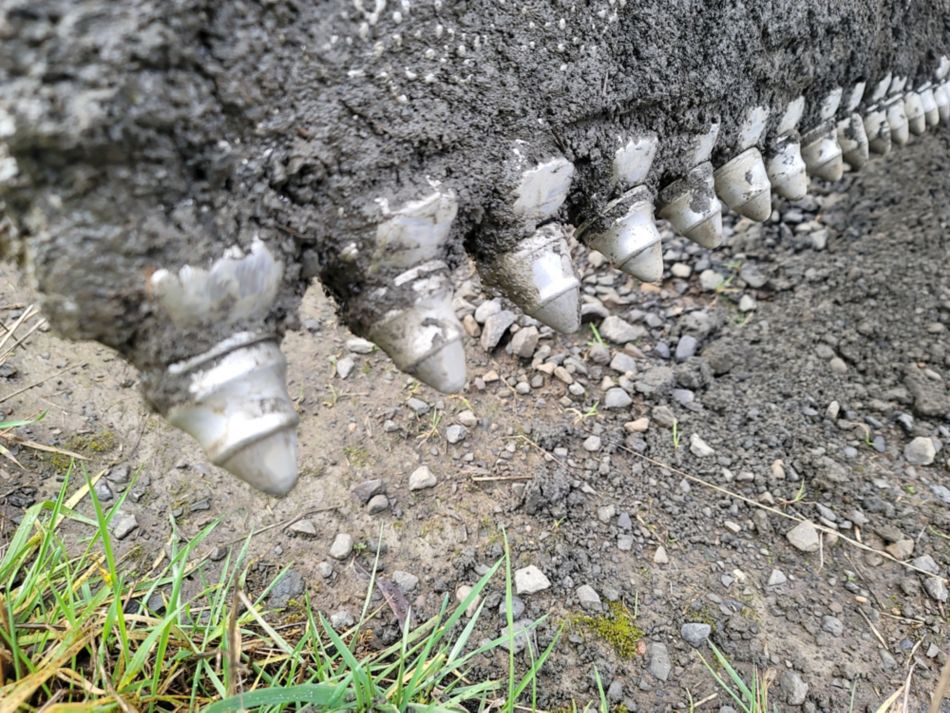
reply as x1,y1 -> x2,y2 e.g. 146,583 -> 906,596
220,428 -> 299,497
734,190 -> 772,222
774,176 -> 808,201
619,241 -> 664,282
811,158 -> 844,182
410,338 -> 466,393
531,286 -> 582,334
684,212 -> 723,249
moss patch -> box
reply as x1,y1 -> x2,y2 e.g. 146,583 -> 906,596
572,600 -> 644,659
48,429 -> 118,472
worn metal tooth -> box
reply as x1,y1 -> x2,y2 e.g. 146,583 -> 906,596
800,124 -> 844,182
366,261 -> 466,393
864,109 -> 891,155
766,134 -> 808,200
713,147 -> 772,221
363,189 -> 466,392
837,113 -> 869,170
658,162 -> 723,249
576,134 -> 663,282
511,154 -> 575,224
885,97 -> 910,145
480,224 -> 581,333
578,185 -> 663,282
164,336 -> 300,496
936,82 -> 950,124
374,190 -> 458,268
150,239 -> 298,496
903,91 -> 926,135
918,85 -> 940,129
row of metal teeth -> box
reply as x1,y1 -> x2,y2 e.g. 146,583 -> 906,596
163,61 -> 950,496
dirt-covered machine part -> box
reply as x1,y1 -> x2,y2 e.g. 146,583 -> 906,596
1,1 -> 948,494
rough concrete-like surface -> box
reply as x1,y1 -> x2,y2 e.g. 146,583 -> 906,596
2,131 -> 949,709
1,1 -> 948,407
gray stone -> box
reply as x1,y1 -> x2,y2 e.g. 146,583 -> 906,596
480,310 -> 516,351
474,298 -> 502,324
652,404 -> 676,428
268,569 -> 305,608
931,484 -> 950,505
681,622 -> 711,647
599,315 -> 645,344
290,518 -> 318,536
738,294 -> 757,312
767,569 -> 787,586
510,326 -> 540,358
446,424 -> 468,444
829,357 -> 848,375
329,533 -> 354,560
610,352 -> 638,374
94,479 -> 114,502
366,494 -> 389,514
407,397 -> 430,415
409,465 -> 437,491
604,387 -> 633,410
635,366 -> 676,397
675,335 -> 698,362
781,669 -> 808,706
111,513 -> 138,540
346,337 -> 375,354
515,565 -> 551,595
689,434 -> 714,457
582,435 -> 602,452
912,554 -> 940,575
739,264 -> 767,288
336,356 -> 355,379
330,610 -> 355,629
647,642 -> 671,681
924,577 -> 948,602
904,437 -> 936,466
821,615 -> 843,637
457,410 -> 478,427
699,269 -> 724,291
576,584 -> 602,611
351,478 -> 385,504
317,561 -> 334,578
392,570 -> 419,593
786,521 -> 820,553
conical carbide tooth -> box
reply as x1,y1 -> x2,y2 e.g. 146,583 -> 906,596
366,261 -> 466,393
837,113 -> 869,170
766,134 -> 808,200
886,99 -> 910,145
150,239 -> 298,496
577,185 -> 663,282
903,91 -> 926,135
801,124 -> 844,181
864,109 -> 891,155
479,224 -> 581,334
658,162 -> 723,249
936,83 -> 950,124
165,337 -> 300,496
713,147 -> 772,221
918,86 -> 939,128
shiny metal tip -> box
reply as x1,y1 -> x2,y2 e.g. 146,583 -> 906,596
620,240 -> 664,283
222,428 -> 299,497
531,286 -> 582,334
684,212 -> 724,249
411,338 -> 467,393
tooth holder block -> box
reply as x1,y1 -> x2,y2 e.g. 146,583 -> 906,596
1,0 -> 947,492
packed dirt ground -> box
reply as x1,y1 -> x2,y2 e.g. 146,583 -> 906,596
2,133 -> 949,712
